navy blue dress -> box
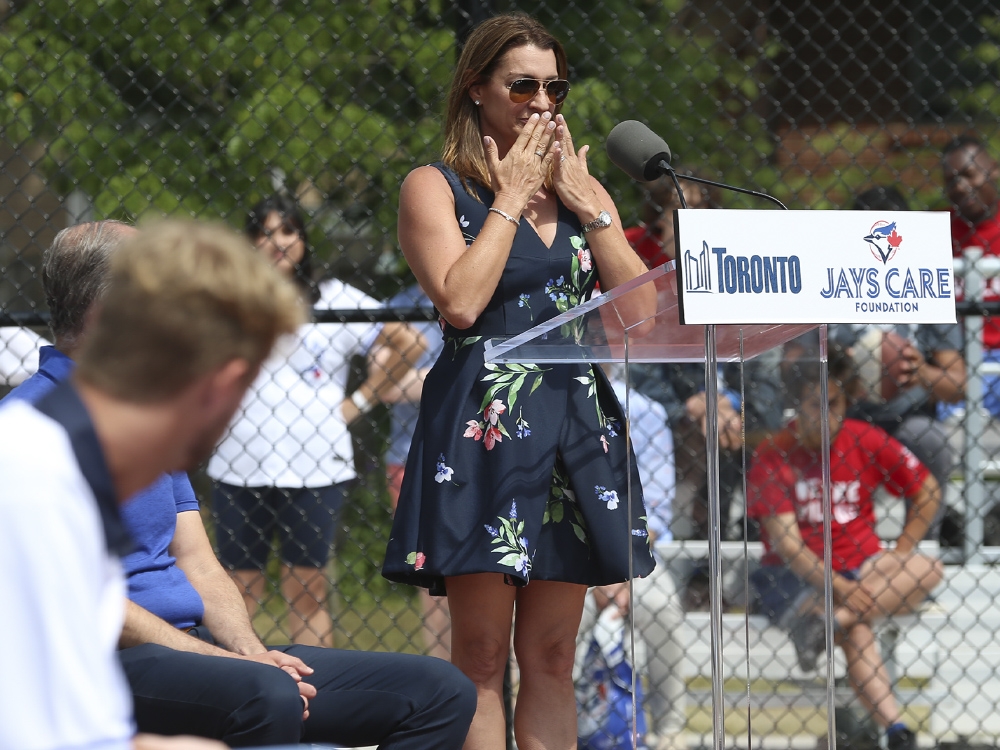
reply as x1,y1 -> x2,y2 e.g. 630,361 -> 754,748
382,165 -> 655,595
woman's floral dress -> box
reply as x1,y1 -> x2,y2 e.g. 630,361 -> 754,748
383,165 -> 655,594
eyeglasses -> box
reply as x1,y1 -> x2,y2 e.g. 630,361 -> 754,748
504,78 -> 570,104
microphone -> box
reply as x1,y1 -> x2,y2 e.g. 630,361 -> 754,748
606,120 -> 786,209
606,120 -> 672,182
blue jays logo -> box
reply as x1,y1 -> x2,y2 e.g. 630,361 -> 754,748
863,220 -> 903,264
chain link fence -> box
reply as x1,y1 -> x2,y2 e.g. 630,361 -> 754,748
5,0 -> 1000,747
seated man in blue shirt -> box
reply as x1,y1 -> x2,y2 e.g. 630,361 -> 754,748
6,220 -> 476,749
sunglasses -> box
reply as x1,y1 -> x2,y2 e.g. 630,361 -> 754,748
504,78 -> 571,104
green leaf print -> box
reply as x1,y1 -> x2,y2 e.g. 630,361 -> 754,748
450,335 -> 483,359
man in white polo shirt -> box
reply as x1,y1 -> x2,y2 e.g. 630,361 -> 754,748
0,219 -> 304,750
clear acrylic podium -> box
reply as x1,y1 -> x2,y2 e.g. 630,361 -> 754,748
485,261 -> 827,750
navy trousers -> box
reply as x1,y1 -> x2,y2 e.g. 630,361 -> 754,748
119,631 -> 476,748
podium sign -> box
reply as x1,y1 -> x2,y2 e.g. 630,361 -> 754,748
675,209 -> 956,325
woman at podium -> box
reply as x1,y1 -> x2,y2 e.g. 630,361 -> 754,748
382,11 -> 655,749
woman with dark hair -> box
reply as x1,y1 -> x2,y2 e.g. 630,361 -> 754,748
244,194 -> 319,302
381,12 -> 654,749
210,195 -> 424,647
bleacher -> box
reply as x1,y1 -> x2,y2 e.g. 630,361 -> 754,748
657,541 -> 953,748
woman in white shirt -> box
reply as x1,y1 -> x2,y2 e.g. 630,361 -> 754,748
209,195 -> 424,646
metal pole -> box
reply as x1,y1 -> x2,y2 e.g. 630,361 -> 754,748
818,325 -> 838,750
704,324 -> 726,750
961,248 -> 988,564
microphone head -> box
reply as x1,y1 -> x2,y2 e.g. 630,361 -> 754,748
606,120 -> 672,182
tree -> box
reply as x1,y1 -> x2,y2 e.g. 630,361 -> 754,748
1,0 -> 773,290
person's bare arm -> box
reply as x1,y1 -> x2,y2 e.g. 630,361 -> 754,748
120,599 -> 239,655
551,115 -> 656,331
551,116 -> 649,294
170,510 -> 269,657
342,322 -> 428,424
134,734 -> 228,750
684,391 -> 742,451
760,511 -> 874,615
910,346 -> 966,404
896,473 -> 941,554
166,510 -> 316,714
400,115 -> 558,329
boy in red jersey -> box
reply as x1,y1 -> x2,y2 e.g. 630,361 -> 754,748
747,353 -> 943,750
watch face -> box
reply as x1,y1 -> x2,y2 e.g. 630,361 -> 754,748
584,210 -> 612,233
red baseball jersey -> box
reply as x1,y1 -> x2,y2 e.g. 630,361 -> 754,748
747,419 -> 929,571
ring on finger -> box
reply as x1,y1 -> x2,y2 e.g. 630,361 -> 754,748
535,149 -> 545,157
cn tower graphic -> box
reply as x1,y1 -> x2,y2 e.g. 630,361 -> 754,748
684,241 -> 712,292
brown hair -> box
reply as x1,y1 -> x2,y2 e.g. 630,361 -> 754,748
76,219 -> 305,402
441,12 -> 567,198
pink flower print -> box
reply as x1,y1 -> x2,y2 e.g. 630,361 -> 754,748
485,399 -> 506,426
600,435 -> 609,453
464,420 -> 483,441
414,552 -> 426,570
577,247 -> 593,273
484,424 -> 503,450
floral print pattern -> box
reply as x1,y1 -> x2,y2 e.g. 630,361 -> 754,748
465,398 -> 507,449
574,367 -> 622,442
449,335 -> 483,360
382,171 -> 655,591
486,500 -> 532,575
518,292 -> 533,321
463,362 -> 549,451
405,551 -> 427,570
434,454 -> 455,484
543,235 -> 596,343
515,408 -> 530,439
544,462 -> 589,546
595,484 -> 620,511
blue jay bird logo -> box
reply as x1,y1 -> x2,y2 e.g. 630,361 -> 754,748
863,220 -> 903,264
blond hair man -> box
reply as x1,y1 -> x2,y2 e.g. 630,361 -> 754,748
0,219 -> 303,750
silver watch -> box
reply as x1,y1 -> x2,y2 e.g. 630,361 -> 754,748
581,209 -> 612,234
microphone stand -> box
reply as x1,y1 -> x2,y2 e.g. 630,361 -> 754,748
657,159 -> 788,210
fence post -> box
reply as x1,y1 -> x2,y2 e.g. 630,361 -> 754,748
962,248 -> 987,563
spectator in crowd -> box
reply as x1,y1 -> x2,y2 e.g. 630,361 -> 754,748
208,195 -> 426,647
382,12 -> 656,750
3,218 -> 476,748
623,172 -> 720,269
944,136 -> 1000,420
747,353 -> 944,750
627,174 -> 784,542
834,186 -> 966,533
0,218 -> 304,750
385,281 -> 451,658
576,365 -> 687,750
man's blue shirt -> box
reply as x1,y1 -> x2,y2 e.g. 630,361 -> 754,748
3,346 -> 205,627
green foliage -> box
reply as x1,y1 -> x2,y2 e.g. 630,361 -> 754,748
1,1 -> 454,282
1,0 -> 773,284
524,0 -> 778,220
